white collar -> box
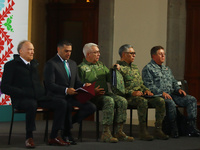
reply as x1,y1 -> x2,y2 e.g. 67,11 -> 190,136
57,53 -> 68,63
20,56 -> 30,65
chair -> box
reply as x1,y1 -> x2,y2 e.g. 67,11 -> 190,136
73,106 -> 82,141
127,105 -> 137,137
95,107 -> 101,141
8,105 -> 83,145
8,105 -> 49,145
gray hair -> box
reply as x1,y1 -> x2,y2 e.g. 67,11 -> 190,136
118,44 -> 133,58
17,40 -> 30,54
83,43 -> 98,57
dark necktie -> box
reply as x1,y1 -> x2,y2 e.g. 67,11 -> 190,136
27,63 -> 30,69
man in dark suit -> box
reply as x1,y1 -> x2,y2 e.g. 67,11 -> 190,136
1,40 -> 69,148
44,40 -> 96,144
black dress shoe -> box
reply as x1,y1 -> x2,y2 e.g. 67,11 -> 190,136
188,131 -> 200,137
171,131 -> 179,138
67,136 -> 77,145
187,126 -> 200,137
65,136 -> 77,145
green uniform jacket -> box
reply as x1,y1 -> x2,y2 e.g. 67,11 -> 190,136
117,60 -> 149,97
78,59 -> 110,93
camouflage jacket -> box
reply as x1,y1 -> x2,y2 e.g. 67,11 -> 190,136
142,59 -> 180,95
78,58 -> 110,93
117,60 -> 149,97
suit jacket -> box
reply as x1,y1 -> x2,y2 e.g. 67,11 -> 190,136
44,54 -> 83,99
1,54 -> 46,105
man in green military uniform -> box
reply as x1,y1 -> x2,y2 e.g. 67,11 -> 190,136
78,43 -> 134,143
116,44 -> 169,140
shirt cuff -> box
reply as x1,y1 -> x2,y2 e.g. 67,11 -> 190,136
65,87 -> 68,95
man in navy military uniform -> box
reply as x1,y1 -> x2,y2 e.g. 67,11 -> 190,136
142,45 -> 200,138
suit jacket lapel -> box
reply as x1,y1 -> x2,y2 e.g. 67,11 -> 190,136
68,60 -> 73,77
67,60 -> 74,87
55,55 -> 70,82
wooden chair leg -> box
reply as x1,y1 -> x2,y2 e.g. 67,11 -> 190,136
96,110 -> 99,141
78,121 -> 82,141
44,111 -> 49,143
8,107 -> 14,145
112,111 -> 116,135
146,108 -> 148,127
130,108 -> 133,136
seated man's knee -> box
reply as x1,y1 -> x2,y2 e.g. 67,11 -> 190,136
23,100 -> 37,111
165,99 -> 176,108
84,102 -> 96,114
57,99 -> 67,110
157,97 -> 165,105
117,96 -> 127,108
122,97 -> 127,105
188,95 -> 197,103
137,97 -> 148,106
103,96 -> 115,108
91,103 -> 97,112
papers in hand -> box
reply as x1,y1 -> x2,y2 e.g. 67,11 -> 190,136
142,94 -> 162,98
74,82 -> 96,103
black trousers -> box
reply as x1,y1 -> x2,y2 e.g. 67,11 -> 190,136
14,98 -> 67,138
64,96 -> 96,136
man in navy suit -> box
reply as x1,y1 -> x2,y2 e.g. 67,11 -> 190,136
44,40 -> 96,144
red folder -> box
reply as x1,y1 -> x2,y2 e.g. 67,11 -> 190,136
74,82 -> 96,103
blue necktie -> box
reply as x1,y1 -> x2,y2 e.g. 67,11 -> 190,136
63,60 -> 70,78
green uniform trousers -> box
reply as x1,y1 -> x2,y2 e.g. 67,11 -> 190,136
90,92 -> 127,125
127,96 -> 165,124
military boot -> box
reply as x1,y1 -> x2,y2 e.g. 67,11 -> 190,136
114,123 -> 134,142
154,122 -> 169,140
187,119 -> 200,137
139,123 -> 154,141
101,125 -> 118,143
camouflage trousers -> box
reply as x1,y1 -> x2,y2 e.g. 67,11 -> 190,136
90,92 -> 127,125
165,94 -> 197,120
127,96 -> 165,124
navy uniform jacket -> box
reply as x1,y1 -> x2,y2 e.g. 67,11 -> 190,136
142,59 -> 180,95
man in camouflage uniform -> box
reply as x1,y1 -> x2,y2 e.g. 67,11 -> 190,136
78,43 -> 134,143
142,45 -> 200,138
117,44 -> 168,141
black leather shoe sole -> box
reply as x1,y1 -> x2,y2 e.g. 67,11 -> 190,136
70,141 -> 77,145
171,132 -> 179,138
188,132 -> 200,137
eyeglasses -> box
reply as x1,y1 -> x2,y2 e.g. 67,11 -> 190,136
90,51 -> 100,54
125,52 -> 136,55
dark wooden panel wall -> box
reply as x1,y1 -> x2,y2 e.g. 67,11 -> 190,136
185,0 -> 200,127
